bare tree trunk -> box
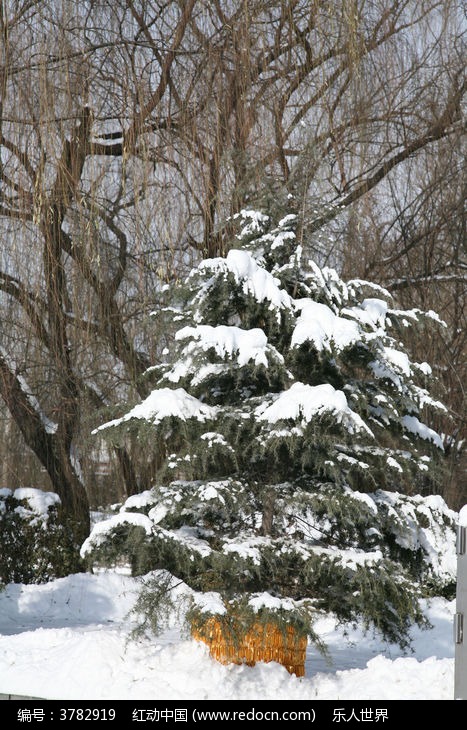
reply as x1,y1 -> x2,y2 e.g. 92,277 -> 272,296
0,352 -> 89,554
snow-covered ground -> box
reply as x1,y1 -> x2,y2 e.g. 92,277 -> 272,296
0,570 -> 456,700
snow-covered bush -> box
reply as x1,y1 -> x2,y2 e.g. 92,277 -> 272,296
85,207 -> 456,651
0,487 -> 78,584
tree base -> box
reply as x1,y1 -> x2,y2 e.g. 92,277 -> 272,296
192,617 -> 307,677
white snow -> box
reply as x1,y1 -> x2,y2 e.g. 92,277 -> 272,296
80,513 -> 154,556
222,536 -> 271,565
370,358 -> 403,388
361,298 -> 388,327
291,300 -> 360,351
336,453 -> 369,469
0,571 -> 458,700
0,487 -> 61,526
200,433 -> 233,451
415,361 -> 432,376
278,214 -> 298,227
386,456 -> 403,472
199,250 -> 292,316
233,209 -> 269,238
248,592 -> 284,611
383,347 -> 411,377
176,325 -> 276,368
342,298 -> 388,331
256,382 -> 373,436
191,591 -> 227,615
412,386 -> 448,412
372,492 -> 457,582
401,415 -> 444,449
190,363 -> 226,386
199,484 -> 222,500
122,490 -> 155,511
459,505 -> 467,527
268,229 -> 296,250
312,546 -> 385,570
93,388 -> 217,432
148,504 -> 169,524
347,279 -> 392,299
169,526 -> 213,557
345,489 -> 378,514
5,488 -> 60,516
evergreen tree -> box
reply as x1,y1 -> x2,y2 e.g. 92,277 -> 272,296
0,488 -> 79,585
83,207 -> 456,652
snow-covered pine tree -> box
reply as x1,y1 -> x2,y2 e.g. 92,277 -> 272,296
83,207 -> 457,663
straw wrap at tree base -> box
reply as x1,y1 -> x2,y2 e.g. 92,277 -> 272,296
192,617 -> 307,677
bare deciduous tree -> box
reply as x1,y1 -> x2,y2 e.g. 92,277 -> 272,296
0,0 -> 464,556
